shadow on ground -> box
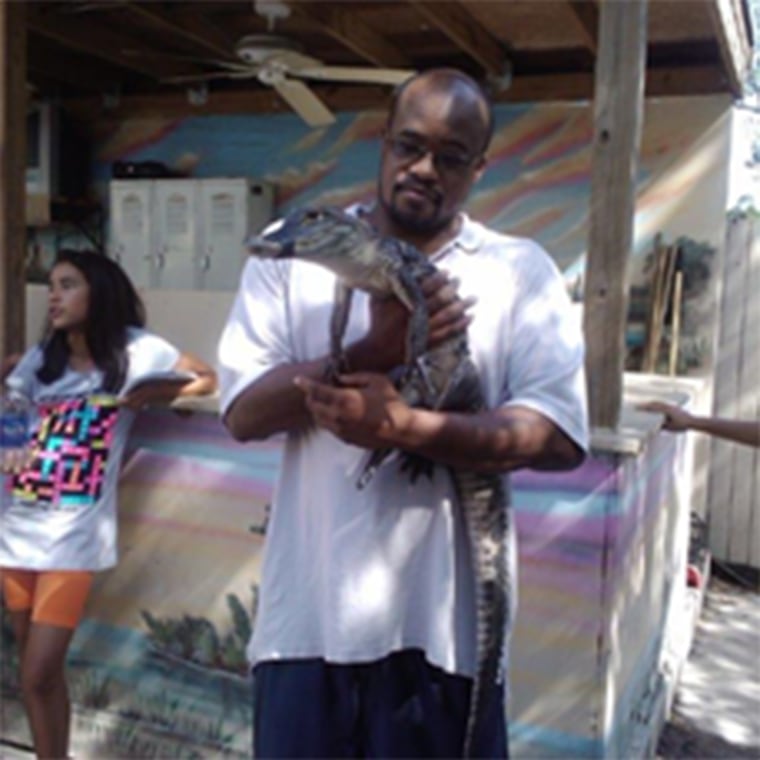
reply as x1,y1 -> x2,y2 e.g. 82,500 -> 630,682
656,568 -> 760,759
658,716 -> 759,759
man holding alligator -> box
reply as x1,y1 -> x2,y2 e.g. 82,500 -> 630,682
218,68 -> 589,758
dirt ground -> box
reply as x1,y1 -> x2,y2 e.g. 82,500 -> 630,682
656,570 -> 760,759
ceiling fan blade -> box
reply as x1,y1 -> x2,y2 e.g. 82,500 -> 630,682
269,78 -> 336,128
296,66 -> 415,86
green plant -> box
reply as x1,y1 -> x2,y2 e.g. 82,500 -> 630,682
71,667 -> 113,709
140,586 -> 258,676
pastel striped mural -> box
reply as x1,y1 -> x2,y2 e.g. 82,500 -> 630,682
85,95 -> 732,279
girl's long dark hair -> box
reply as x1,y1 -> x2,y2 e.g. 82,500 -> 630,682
36,249 -> 146,392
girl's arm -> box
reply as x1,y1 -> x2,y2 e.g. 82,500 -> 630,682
638,401 -> 760,448
1,353 -> 21,381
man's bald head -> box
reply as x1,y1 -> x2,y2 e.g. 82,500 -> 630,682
387,68 -> 494,154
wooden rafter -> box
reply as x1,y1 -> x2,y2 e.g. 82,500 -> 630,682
405,0 -> 506,78
707,0 -> 752,96
124,3 -> 234,60
28,38 -> 130,92
64,64 -> 729,124
26,5 -> 194,80
566,0 -> 598,54
291,4 -> 411,69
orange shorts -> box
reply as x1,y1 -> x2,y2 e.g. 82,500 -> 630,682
0,568 -> 93,629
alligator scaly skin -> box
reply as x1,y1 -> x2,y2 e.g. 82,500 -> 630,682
246,206 -> 511,758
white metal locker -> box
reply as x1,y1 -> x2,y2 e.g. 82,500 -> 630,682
109,180 -> 154,289
153,180 -> 199,290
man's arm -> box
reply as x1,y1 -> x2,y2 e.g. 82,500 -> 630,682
295,371 -> 584,473
639,401 -> 760,448
223,271 -> 472,442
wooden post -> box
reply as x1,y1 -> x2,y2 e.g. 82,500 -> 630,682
582,0 -> 648,429
0,0 -> 26,361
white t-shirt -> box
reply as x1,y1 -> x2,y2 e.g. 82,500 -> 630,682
218,212 -> 589,679
0,327 -> 180,571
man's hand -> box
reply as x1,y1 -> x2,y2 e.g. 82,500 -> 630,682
349,271 -> 475,373
294,372 -> 411,449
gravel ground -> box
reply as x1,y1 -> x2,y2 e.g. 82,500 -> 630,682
657,570 -> 760,759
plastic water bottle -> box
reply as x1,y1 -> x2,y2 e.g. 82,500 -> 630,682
1,377 -> 30,449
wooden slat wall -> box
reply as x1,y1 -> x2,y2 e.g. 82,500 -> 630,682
0,1 -> 26,360
708,214 -> 760,568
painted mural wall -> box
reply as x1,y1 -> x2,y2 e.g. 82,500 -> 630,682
71,93 -> 732,285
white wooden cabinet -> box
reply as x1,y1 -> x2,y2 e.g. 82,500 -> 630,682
109,178 -> 274,291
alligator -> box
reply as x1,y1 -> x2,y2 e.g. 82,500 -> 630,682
246,205 -> 511,758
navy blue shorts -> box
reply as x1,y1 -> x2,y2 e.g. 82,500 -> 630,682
252,648 -> 508,758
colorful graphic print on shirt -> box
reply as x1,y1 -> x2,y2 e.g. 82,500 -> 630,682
9,394 -> 120,510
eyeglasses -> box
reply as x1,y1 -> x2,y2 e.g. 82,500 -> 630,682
385,135 -> 480,175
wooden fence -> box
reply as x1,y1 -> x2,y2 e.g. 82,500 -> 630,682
708,213 -> 760,568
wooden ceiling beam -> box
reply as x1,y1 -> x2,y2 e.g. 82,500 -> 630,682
63,65 -> 730,122
123,3 -> 234,60
291,4 -> 412,69
28,38 -> 132,93
25,5 -> 194,80
707,0 -> 752,96
566,0 -> 598,54
405,0 -> 507,78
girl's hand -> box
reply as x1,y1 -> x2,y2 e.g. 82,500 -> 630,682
1,445 -> 34,475
637,401 -> 692,432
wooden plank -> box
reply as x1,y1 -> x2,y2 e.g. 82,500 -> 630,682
26,5 -> 196,80
63,63 -> 728,123
566,0 -> 599,53
708,214 -> 750,560
706,0 -> 752,97
668,270 -> 683,376
124,2 -> 232,59
582,0 -> 648,430
726,216 -> 760,565
292,4 -> 412,69
748,222 -> 760,567
28,36 -> 131,92
0,0 -> 27,359
642,239 -> 678,373
405,0 -> 507,78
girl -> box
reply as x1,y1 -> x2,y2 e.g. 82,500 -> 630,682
0,249 -> 216,759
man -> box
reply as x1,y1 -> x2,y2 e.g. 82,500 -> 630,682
218,68 -> 589,758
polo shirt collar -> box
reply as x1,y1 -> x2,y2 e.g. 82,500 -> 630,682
350,204 -> 484,259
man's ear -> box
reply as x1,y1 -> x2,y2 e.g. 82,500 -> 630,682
472,155 -> 488,183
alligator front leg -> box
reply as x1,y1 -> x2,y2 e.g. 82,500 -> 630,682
325,281 -> 354,384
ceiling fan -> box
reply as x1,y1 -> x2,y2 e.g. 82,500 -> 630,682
161,33 -> 414,128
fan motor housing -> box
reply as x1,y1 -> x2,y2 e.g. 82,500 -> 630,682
235,34 -> 303,65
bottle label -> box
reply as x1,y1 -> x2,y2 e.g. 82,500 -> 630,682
1,410 -> 28,448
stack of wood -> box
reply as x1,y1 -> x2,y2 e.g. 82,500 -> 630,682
641,235 -> 683,374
